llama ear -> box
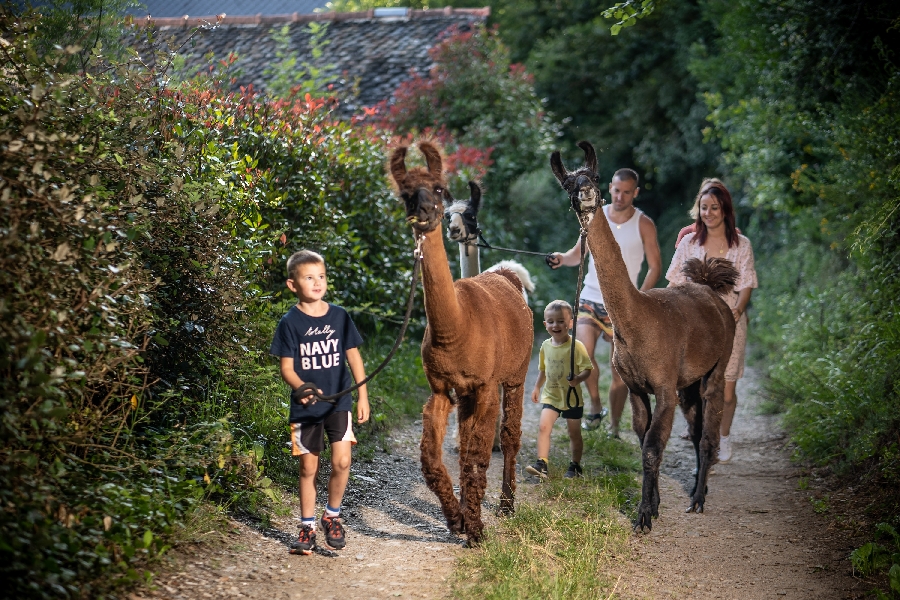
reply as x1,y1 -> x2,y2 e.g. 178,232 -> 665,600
467,181 -> 482,215
389,146 -> 408,187
550,151 -> 567,185
418,142 -> 443,177
577,140 -> 598,173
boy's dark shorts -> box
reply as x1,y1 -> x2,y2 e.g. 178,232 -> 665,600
291,410 -> 356,456
541,403 -> 584,420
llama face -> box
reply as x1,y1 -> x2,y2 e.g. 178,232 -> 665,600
402,186 -> 445,232
389,142 -> 449,234
445,200 -> 473,242
444,181 -> 482,243
550,141 -> 604,218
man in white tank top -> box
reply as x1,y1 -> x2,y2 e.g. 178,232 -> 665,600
547,169 -> 662,437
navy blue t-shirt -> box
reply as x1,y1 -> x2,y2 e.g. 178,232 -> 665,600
269,304 -> 363,423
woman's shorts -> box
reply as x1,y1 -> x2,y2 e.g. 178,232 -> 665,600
542,403 -> 584,420
577,299 -> 614,340
291,410 -> 357,456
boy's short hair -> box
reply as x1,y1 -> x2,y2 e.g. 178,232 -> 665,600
287,250 -> 325,279
544,299 -> 573,319
612,168 -> 640,186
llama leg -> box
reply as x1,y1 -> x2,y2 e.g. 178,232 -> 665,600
678,380 -> 704,494
457,388 -> 501,544
498,382 -> 524,516
492,385 -> 503,452
688,367 -> 726,514
420,390 -> 463,533
629,389 -> 652,446
634,388 -> 677,532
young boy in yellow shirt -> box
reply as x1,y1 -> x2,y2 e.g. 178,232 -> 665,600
525,300 -> 593,479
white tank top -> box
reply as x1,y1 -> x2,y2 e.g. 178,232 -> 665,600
580,205 -> 644,305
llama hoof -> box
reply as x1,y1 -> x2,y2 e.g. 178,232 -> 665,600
685,498 -> 706,513
464,527 -> 484,546
633,506 -> 654,533
496,503 -> 515,517
446,515 -> 464,535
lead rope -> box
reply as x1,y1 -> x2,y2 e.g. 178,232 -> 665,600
565,228 -> 588,409
292,234 -> 424,406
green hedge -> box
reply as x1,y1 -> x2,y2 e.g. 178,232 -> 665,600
1,11 -> 417,597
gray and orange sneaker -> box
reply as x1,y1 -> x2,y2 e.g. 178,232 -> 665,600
289,524 -> 316,555
525,458 -> 549,480
320,514 -> 346,550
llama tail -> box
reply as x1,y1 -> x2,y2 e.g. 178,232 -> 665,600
486,260 -> 535,299
486,260 -> 535,293
681,257 -> 739,295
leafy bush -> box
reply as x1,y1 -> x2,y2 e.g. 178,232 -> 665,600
851,523 -> 900,598
369,24 -> 562,248
685,0 -> 900,486
0,15 -> 244,596
1,8 -> 425,596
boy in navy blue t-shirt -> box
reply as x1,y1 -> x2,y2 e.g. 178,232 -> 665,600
270,250 -> 369,554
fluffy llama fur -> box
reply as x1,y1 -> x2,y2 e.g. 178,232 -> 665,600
486,260 -> 535,303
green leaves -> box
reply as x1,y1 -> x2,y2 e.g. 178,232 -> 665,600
602,0 -> 656,34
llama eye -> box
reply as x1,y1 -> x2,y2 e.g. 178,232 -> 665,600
434,187 -> 443,194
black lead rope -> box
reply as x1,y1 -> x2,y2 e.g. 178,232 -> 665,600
477,232 -> 557,261
565,229 -> 589,409
291,240 -> 423,407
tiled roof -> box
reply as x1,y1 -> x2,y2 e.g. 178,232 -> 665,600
135,8 -> 489,114
129,1 -> 326,18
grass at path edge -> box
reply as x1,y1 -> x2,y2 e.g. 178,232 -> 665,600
452,430 -> 642,599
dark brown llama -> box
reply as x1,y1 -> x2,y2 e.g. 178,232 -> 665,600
389,141 -> 534,544
551,141 -> 738,531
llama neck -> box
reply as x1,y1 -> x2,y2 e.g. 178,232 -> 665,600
419,229 -> 463,344
585,207 -> 643,329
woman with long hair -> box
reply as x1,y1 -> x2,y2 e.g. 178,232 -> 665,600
666,178 -> 758,463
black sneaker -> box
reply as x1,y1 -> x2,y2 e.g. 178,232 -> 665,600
289,524 -> 316,555
564,461 -> 583,479
525,458 -> 549,480
320,514 -> 346,550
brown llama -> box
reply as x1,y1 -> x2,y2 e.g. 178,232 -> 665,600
389,141 -> 534,544
550,141 -> 738,531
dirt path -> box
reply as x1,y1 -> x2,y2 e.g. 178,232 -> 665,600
613,370 -> 871,599
136,348 -> 871,600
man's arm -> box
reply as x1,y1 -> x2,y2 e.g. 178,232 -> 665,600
346,347 -> 369,423
547,237 -> 585,269
639,214 -> 662,290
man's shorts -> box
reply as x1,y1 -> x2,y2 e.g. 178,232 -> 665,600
578,299 -> 614,340
541,403 -> 584,420
290,410 -> 357,456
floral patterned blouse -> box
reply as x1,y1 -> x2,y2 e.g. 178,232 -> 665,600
665,232 -> 758,309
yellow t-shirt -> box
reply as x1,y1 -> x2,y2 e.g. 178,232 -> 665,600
538,338 -> 593,410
